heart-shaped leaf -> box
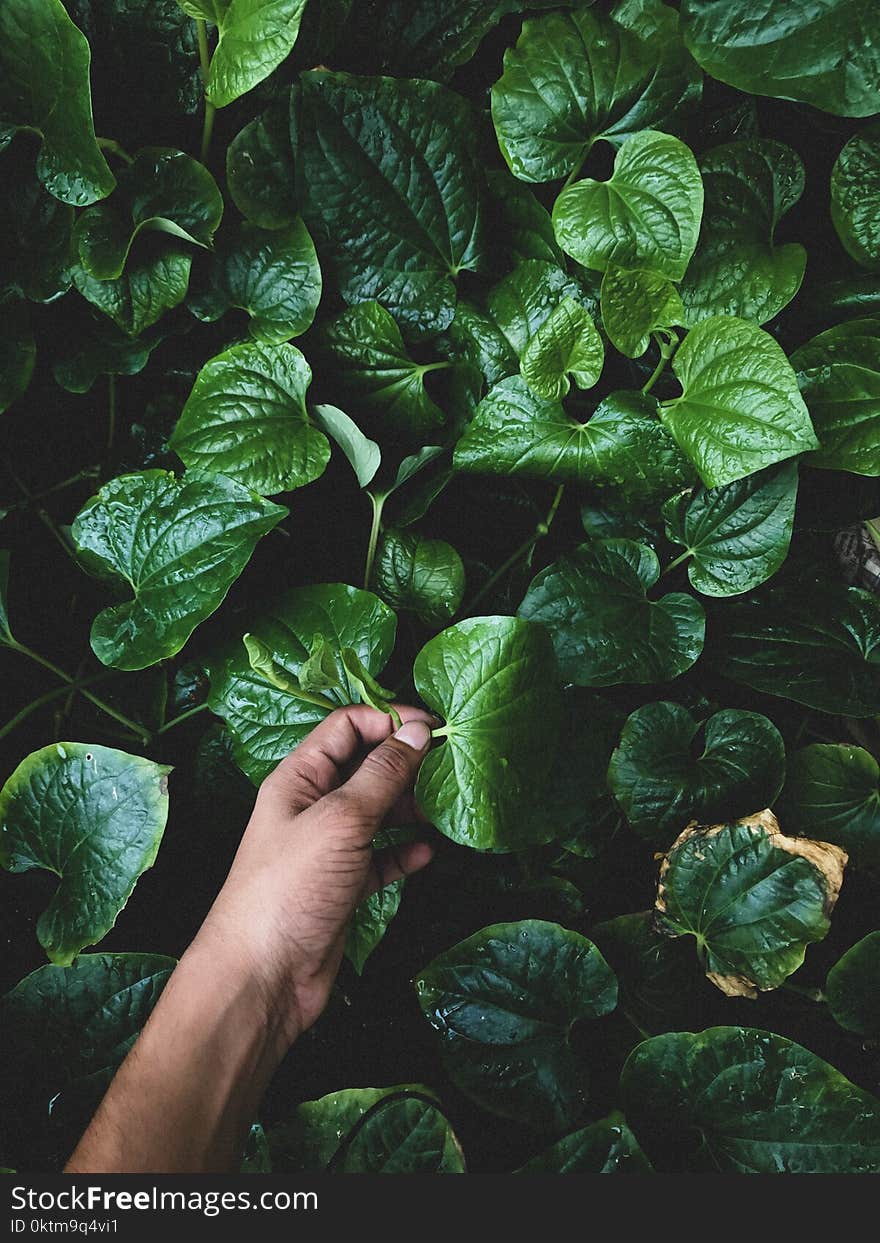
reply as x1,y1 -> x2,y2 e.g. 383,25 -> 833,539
590,910 -> 704,1034
552,130 -> 703,280
491,2 -> 700,183
170,342 -> 330,496
679,139 -> 806,325
520,298 -> 604,401
72,470 -> 287,670
832,122 -> 880,269
455,379 -> 693,503
827,933 -> 880,1036
778,744 -> 880,862
413,616 -> 562,850
0,0 -> 114,205
415,920 -> 617,1132
206,584 -> 396,784
662,460 -> 799,596
600,265 -> 684,359
792,318 -> 880,475
266,1085 -> 465,1173
0,744 -> 171,965
49,306 -> 167,394
72,251 -> 192,337
177,0 -> 308,108
608,702 -> 785,842
655,810 -> 847,996
488,260 -> 599,363
373,529 -> 465,627
299,70 -> 487,336
227,90 -> 297,229
0,144 -> 74,303
518,540 -> 705,686
621,1026 -> 880,1173
658,316 -> 818,488
74,148 -> 223,280
515,1111 -> 652,1173
189,220 -> 321,344
710,585 -> 880,716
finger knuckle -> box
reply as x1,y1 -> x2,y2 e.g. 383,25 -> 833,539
363,743 -> 412,784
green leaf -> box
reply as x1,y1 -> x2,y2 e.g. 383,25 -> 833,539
679,140 -> 806,326
792,318 -> 880,475
72,250 -> 192,337
621,1026 -> 880,1172
296,634 -> 344,697
778,744 -> 880,863
415,920 -> 617,1132
832,122 -> 880,269
319,302 -> 446,442
518,540 -> 705,687
655,811 -> 846,996
0,744 -> 171,965
491,1 -> 700,184
373,529 -> 465,627
680,0 -> 880,118
227,89 -> 297,229
413,616 -> 562,851
74,148 -> 223,280
299,70 -> 487,337
266,1085 -> 465,1173
312,404 -> 381,489
486,169 -> 562,265
515,1112 -> 652,1173
488,259 -> 598,361
662,461 -> 799,596
827,932 -> 880,1036
243,632 -> 337,709
189,220 -> 321,344
541,691 -> 624,857
178,0 -> 308,108
339,648 -> 400,725
590,910 -> 703,1034
658,316 -> 818,488
552,130 -> 703,280
0,953 -> 175,1138
711,584 -> 880,716
0,308 -> 36,415
520,298 -> 604,401
346,883 -> 403,977
206,584 -> 396,783
50,306 -> 166,394
0,0 -> 114,205
600,265 -> 684,359
72,470 -> 287,670
455,379 -> 694,504
0,143 -> 74,302
170,342 -> 329,496
608,702 -> 785,843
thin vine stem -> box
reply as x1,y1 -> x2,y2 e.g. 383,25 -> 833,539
4,464 -> 79,564
196,20 -> 216,164
155,703 -> 210,736
661,549 -> 693,577
97,137 -> 134,165
641,331 -> 676,396
0,673 -> 117,743
466,483 -> 565,614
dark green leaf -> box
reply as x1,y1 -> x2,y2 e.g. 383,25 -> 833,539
0,744 -> 170,965
486,170 -> 562,265
346,882 -> 403,976
455,379 -> 693,503
415,920 -> 617,1132
189,220 -> 321,344
515,1112 -> 652,1173
621,1026 -> 880,1172
778,744 -> 880,862
792,318 -> 880,475
170,342 -> 329,495
72,250 -> 192,336
74,148 -> 223,280
600,265 -> 684,359
827,932 -> 880,1036
658,316 -> 818,488
50,306 -> 167,393
491,1 -> 700,183
656,811 -> 846,996
590,910 -> 703,1034
373,529 -> 465,626
542,691 -> 623,857
0,308 -> 36,414
832,122 -> 880,270
72,470 -> 287,670
711,584 -> 880,716
0,0 -> 114,205
413,616 -> 562,850
266,1085 -> 465,1173
608,701 -> 785,842
553,130 -> 703,280
227,90 -> 297,230
299,70 -> 487,337
680,0 -> 880,118
177,0 -> 308,108
679,139 -> 806,325
206,584 -> 396,783
518,540 -> 705,687
662,461 -> 799,596
0,144 -> 74,302
520,298 -> 604,401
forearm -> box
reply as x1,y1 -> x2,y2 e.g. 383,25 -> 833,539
65,938 -> 292,1174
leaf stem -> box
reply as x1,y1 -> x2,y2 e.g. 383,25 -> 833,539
97,138 -> 134,165
466,483 -> 565,614
662,549 -> 693,577
4,463 -> 79,564
6,640 -> 151,745
641,331 -> 676,396
196,20 -> 216,165
363,492 -> 385,589
5,466 -> 99,508
155,702 -> 210,735
780,981 -> 826,1004
0,672 -> 117,743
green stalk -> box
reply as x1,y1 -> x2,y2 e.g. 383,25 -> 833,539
196,20 -> 216,164
363,492 -> 386,589
155,703 -> 210,736
97,138 -> 134,165
466,484 -> 565,614
0,673 -> 117,743
662,549 -> 693,577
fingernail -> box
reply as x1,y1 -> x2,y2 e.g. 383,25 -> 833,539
394,720 -> 432,751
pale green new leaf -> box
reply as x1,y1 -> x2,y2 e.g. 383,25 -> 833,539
520,298 -> 603,401
600,265 -> 684,358
311,404 -> 381,489
177,0 -> 308,108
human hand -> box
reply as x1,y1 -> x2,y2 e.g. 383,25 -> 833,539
189,705 -> 436,1055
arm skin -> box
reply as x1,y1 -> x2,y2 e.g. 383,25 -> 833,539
65,705 -> 436,1174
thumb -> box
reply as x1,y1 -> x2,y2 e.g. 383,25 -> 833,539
337,718 -> 432,827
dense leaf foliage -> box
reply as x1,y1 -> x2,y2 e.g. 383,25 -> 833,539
3,0 -> 880,1177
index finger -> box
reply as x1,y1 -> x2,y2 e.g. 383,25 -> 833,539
260,703 -> 435,814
